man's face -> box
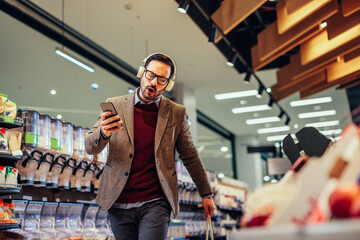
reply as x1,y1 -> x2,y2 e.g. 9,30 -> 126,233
139,60 -> 171,103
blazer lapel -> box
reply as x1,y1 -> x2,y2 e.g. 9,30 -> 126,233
122,93 -> 135,146
155,97 -> 170,153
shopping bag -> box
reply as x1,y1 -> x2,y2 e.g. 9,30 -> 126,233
205,217 -> 214,240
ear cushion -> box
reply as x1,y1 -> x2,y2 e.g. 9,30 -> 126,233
165,80 -> 174,91
137,66 -> 145,78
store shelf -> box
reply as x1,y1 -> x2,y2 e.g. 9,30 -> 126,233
0,184 -> 22,196
0,121 -> 23,129
0,154 -> 22,167
0,223 -> 21,230
217,205 -> 242,213
187,235 -> 226,240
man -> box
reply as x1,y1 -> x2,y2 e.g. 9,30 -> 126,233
85,53 -> 215,240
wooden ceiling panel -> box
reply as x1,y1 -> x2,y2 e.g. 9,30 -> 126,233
300,25 -> 360,65
327,55 -> 360,83
327,10 -> 360,40
272,70 -> 326,100
251,26 -> 320,71
286,0 -> 312,14
257,0 -> 337,61
342,0 -> 360,17
344,46 -> 360,62
211,0 -> 267,37
277,0 -> 331,34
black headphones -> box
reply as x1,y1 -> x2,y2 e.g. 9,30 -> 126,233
136,53 -> 176,91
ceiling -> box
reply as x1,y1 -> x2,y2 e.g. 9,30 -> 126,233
0,0 -> 353,156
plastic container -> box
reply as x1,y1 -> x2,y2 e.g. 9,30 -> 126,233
83,128 -> 94,162
73,125 -> 85,160
38,113 -> 51,151
50,118 -> 62,156
17,109 -> 39,149
61,121 -> 73,157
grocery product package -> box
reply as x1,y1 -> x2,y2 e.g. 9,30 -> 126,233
8,129 -> 22,156
0,128 -> 10,155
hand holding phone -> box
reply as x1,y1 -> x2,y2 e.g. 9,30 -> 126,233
100,102 -> 123,137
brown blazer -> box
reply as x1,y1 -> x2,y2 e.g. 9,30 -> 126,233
85,92 -> 212,217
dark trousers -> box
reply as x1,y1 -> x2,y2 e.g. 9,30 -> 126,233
107,198 -> 172,240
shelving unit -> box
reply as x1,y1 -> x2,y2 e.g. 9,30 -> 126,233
0,121 -> 23,129
0,223 -> 21,230
0,187 -> 22,197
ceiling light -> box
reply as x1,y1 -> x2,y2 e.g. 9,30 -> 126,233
226,52 -> 237,67
263,175 -> 270,181
267,134 -> 296,142
244,72 -> 251,84
320,21 -> 327,29
91,83 -> 99,91
257,126 -> 290,134
240,100 -> 247,105
268,98 -> 275,109
217,173 -> 225,179
128,88 -> 134,94
319,129 -> 342,136
298,110 -> 336,119
253,113 -> 259,117
290,97 -> 332,107
256,85 -> 264,98
314,105 -> 321,111
214,90 -> 257,100
50,90 -> 57,95
274,142 -> 280,148
55,47 -> 95,73
56,114 -> 62,119
285,115 -> 291,125
246,117 -> 281,125
266,88 -> 271,93
294,124 -> 299,129
305,120 -> 339,128
271,179 -> 278,183
177,0 -> 190,14
232,105 -> 270,114
221,146 -> 229,152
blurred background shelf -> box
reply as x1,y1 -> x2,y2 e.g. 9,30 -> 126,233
0,121 -> 23,129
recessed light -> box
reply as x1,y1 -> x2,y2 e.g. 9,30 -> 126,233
271,179 -> 278,183
232,105 -> 270,114
267,134 -> 296,142
290,97 -> 332,107
274,142 -> 280,148
263,176 -> 270,181
257,126 -> 290,134
253,113 -> 259,117
221,146 -> 228,152
91,83 -> 99,91
215,90 -> 257,100
266,88 -> 271,93
50,90 -> 56,95
246,117 -> 280,125
265,123 -> 271,128
298,110 -> 336,119
294,124 -> 299,129
128,88 -> 134,94
56,114 -> 62,119
240,100 -> 247,105
305,120 -> 339,128
314,105 -> 321,111
217,173 -> 225,179
320,21 -> 327,29
225,153 -> 232,159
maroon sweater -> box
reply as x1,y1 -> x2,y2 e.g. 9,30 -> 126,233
116,102 -> 164,203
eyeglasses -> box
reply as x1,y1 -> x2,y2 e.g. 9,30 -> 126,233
143,69 -> 169,85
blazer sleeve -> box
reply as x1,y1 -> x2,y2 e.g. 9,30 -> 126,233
175,107 -> 213,197
85,105 -> 111,155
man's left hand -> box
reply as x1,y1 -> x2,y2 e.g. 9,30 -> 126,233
202,197 -> 216,218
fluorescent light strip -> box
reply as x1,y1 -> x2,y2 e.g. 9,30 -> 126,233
257,126 -> 290,134
298,110 -> 336,119
290,97 -> 332,107
55,48 -> 95,73
305,120 -> 339,128
267,134 -> 296,142
246,116 -> 281,125
215,90 -> 257,100
319,129 -> 342,136
232,105 -> 270,114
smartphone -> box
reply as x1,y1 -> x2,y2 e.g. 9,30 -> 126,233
100,102 -> 120,127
